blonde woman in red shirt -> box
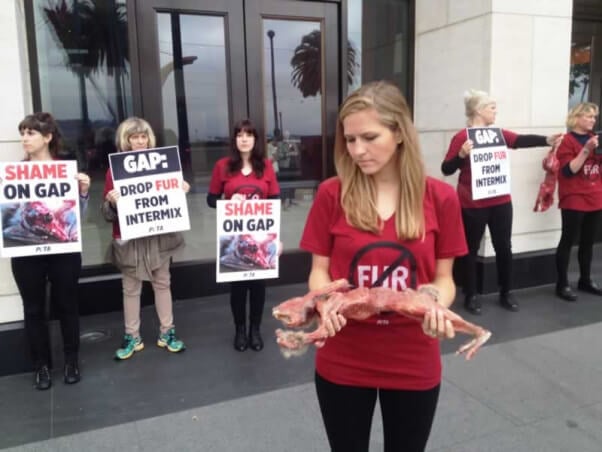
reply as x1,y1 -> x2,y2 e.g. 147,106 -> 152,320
301,81 -> 467,452
555,102 -> 601,302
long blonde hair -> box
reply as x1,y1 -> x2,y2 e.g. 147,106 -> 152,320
115,117 -> 156,151
335,81 -> 425,240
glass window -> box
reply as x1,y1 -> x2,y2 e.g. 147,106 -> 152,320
28,0 -> 132,266
346,0 -> 411,97
569,38 -> 592,109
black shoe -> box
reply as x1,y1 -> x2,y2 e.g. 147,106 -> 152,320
577,279 -> 602,296
556,285 -> 578,302
64,362 -> 81,385
249,324 -> 264,351
463,295 -> 481,315
499,293 -> 519,312
34,365 -> 51,391
234,325 -> 248,352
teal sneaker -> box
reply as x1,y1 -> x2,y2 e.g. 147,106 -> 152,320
115,334 -> 144,360
157,328 -> 186,353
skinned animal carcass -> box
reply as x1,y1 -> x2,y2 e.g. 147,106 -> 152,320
273,279 -> 492,360
3,200 -> 76,244
533,146 -> 559,212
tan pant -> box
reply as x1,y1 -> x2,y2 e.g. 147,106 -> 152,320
122,260 -> 174,337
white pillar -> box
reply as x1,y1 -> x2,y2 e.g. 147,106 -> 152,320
0,1 -> 33,323
414,0 -> 573,256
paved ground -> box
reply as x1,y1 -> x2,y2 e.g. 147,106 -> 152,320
3,258 -> 602,451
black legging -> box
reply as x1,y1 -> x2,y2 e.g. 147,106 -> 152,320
315,372 -> 440,452
230,280 -> 266,326
461,202 -> 513,296
555,209 -> 602,287
11,253 -> 82,367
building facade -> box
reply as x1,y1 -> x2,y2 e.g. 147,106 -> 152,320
0,0 -> 600,335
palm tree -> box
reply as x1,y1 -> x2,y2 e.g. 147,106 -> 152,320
290,30 -> 357,97
43,0 -> 129,123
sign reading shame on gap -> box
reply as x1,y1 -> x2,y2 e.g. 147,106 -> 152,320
0,160 -> 82,257
468,127 -> 511,200
216,199 -> 280,283
109,146 -> 190,240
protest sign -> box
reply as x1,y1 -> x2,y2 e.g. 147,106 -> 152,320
216,199 -> 280,282
468,127 -> 511,200
0,160 -> 82,257
109,146 -> 190,240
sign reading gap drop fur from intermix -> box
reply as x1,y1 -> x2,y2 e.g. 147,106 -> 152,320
216,199 -> 281,283
109,146 -> 190,240
468,127 -> 511,200
0,160 -> 82,257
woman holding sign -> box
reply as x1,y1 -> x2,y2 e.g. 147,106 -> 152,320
441,90 -> 561,315
301,81 -> 467,452
11,112 -> 90,390
555,102 -> 602,302
207,119 -> 280,352
102,117 -> 187,360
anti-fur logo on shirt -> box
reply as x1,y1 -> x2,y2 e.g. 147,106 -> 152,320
233,184 -> 263,199
582,159 -> 601,181
347,241 -> 417,290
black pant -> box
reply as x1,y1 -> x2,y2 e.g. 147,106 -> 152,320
11,253 -> 82,368
230,280 -> 266,326
315,372 -> 440,452
555,209 -> 602,287
461,202 -> 513,297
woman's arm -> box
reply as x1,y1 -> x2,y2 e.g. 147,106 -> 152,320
567,135 -> 598,174
308,254 -> 346,338
308,254 -> 332,291
422,258 -> 455,308
421,258 -> 456,339
441,133 -> 471,176
510,133 -> 562,149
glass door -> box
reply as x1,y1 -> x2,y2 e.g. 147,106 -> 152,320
134,0 -> 247,185
133,0 -> 339,189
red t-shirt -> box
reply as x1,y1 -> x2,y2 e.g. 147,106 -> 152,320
208,157 -> 280,200
557,132 -> 602,211
300,177 -> 467,390
444,128 -> 518,209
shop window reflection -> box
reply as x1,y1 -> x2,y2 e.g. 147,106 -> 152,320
31,0 -> 131,265
569,39 -> 592,109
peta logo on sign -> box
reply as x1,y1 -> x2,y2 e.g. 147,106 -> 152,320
123,152 -> 168,173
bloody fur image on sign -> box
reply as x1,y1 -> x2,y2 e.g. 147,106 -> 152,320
1,200 -> 78,246
219,233 -> 278,272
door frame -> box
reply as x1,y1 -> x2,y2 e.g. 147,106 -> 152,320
129,0 -> 248,146
244,0 -> 340,178
129,0 -> 340,179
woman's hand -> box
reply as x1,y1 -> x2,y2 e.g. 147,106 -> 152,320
584,135 -> 599,154
323,310 -> 347,337
422,308 -> 455,339
182,180 -> 190,193
105,188 -> 120,206
231,193 -> 246,202
546,133 -> 563,148
459,139 -> 473,158
76,173 -> 90,196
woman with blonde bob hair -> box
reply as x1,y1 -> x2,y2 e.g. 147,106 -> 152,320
102,117 -> 188,360
300,81 -> 468,452
554,102 -> 601,302
441,90 -> 562,315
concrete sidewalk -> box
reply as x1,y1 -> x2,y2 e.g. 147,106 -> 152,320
3,322 -> 602,452
2,273 -> 602,451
